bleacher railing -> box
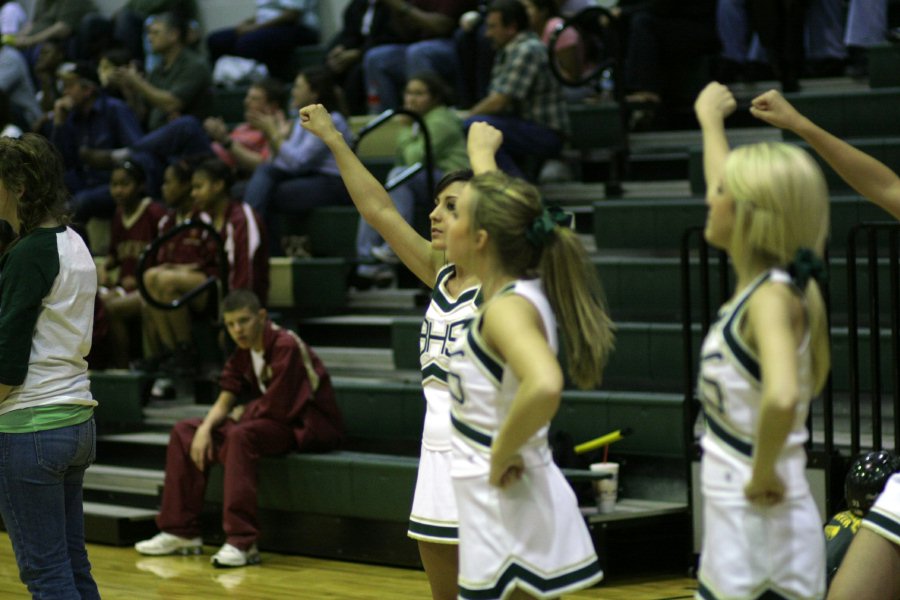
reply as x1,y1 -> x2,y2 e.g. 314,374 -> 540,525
353,108 -> 435,196
137,220 -> 229,310
846,222 -> 900,454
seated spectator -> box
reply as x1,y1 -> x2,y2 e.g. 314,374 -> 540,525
715,0 -> 805,92
464,0 -> 568,179
33,39 -> 66,115
523,0 -> 580,82
49,60 -> 144,224
141,160 -> 207,371
108,11 -> 211,132
0,42 -> 41,130
355,71 -> 469,286
242,66 -> 351,255
108,0 -> 198,65
326,0 -> 403,115
207,0 -> 320,80
100,77 -> 288,191
97,161 -> 167,368
9,0 -> 95,64
143,158 -> 268,374
363,0 -> 476,113
134,289 -> 344,568
620,0 -> 718,130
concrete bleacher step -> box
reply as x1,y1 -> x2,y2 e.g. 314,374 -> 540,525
782,88 -> 900,139
82,502 -> 159,546
593,194 -> 892,252
689,136 -> 900,195
869,44 -> 900,88
84,464 -> 165,497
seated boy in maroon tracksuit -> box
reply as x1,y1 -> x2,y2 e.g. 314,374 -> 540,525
134,289 -> 343,567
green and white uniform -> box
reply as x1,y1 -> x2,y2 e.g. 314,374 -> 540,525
407,264 -> 480,544
448,278 -> 603,600
862,473 -> 900,546
696,269 -> 824,600
0,226 -> 97,428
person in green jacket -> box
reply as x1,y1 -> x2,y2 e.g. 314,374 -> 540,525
356,70 -> 470,287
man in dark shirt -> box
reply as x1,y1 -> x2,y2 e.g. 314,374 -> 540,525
109,11 -> 211,132
49,61 -> 144,224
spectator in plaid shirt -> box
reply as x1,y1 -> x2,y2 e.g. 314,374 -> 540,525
464,0 -> 568,180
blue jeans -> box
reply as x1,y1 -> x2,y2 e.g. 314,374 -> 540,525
0,418 -> 99,599
243,163 -> 350,255
463,115 -> 563,180
845,0 -> 887,47
363,39 -> 459,112
207,24 -> 319,75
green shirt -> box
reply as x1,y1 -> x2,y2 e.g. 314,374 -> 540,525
146,47 -> 212,131
395,106 -> 469,173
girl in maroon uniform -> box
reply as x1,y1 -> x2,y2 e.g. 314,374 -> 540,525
142,159 -> 268,375
98,161 -> 166,368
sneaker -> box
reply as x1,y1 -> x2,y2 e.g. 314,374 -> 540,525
351,264 -> 395,290
211,543 -> 261,568
371,243 -> 399,265
135,532 -> 203,556
150,377 -> 176,400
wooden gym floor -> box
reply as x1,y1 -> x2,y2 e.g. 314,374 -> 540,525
0,533 -> 697,599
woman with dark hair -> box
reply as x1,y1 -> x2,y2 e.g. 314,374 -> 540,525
98,160 -> 166,368
0,133 -> 101,598
242,66 -> 353,255
355,71 -> 469,286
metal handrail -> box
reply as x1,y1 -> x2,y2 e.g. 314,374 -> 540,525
353,108 -> 435,197
136,219 -> 229,311
846,221 -> 900,454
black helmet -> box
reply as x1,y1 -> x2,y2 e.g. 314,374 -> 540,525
845,450 -> 900,516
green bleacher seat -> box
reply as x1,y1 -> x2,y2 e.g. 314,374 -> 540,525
869,44 -> 900,88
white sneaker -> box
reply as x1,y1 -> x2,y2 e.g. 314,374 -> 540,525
211,543 -> 261,568
135,532 -> 203,556
371,243 -> 399,265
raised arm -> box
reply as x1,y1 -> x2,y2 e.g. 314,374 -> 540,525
300,104 -> 439,285
694,82 -> 738,191
751,89 -> 900,221
483,295 -> 564,489
467,121 -> 502,174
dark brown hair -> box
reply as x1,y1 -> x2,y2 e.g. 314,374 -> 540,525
0,134 -> 70,239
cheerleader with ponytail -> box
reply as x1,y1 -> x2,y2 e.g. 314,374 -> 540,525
444,170 -> 614,599
693,82 -> 830,600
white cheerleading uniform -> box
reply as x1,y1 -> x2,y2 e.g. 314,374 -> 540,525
862,473 -> 900,546
696,270 -> 825,600
448,279 -> 603,600
408,264 -> 480,544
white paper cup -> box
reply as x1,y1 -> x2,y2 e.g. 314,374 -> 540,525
590,462 -> 619,513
